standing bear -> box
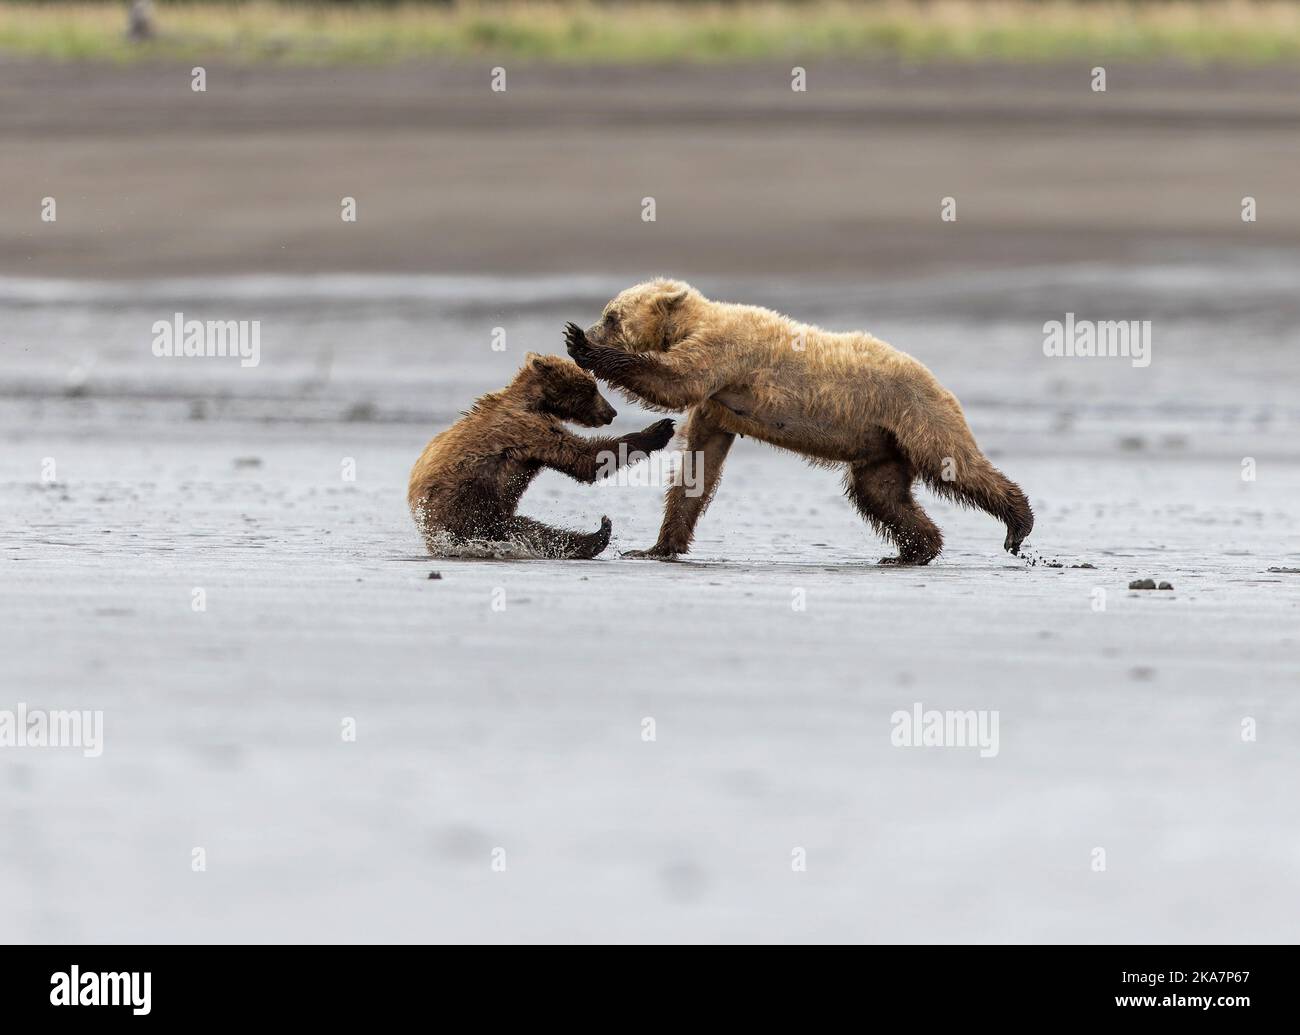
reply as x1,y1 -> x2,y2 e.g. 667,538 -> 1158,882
409,352 -> 675,558
564,279 -> 1033,564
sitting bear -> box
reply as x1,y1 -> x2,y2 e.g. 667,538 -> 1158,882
564,279 -> 1032,565
409,353 -> 675,559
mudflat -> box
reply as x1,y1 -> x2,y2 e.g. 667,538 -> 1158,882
3,263 -> 1299,941
3,55 -> 1299,943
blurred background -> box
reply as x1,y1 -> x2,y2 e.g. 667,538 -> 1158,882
4,1 -> 1300,281
2,2 -> 1299,944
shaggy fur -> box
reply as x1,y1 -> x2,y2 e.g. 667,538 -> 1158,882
565,279 -> 1033,564
409,353 -> 676,559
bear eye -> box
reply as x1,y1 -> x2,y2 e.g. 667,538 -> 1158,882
604,312 -> 617,327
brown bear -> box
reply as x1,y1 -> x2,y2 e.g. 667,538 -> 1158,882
409,353 -> 676,559
564,279 -> 1033,565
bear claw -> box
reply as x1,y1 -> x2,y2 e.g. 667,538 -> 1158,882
622,545 -> 680,561
564,322 -> 594,367
639,418 -> 677,451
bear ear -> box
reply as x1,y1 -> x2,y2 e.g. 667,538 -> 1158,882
658,285 -> 690,311
523,351 -> 545,366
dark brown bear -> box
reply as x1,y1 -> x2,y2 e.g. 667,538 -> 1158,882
409,353 -> 675,558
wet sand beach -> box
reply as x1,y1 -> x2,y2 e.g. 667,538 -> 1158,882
2,59 -> 1299,943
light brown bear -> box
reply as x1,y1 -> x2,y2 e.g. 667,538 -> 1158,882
564,279 -> 1033,564
409,353 -> 676,559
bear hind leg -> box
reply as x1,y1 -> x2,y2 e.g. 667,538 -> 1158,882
916,452 -> 1034,556
845,455 -> 943,566
892,410 -> 1034,556
506,515 -> 612,560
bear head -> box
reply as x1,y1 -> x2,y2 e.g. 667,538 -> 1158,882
515,353 -> 617,427
583,278 -> 704,354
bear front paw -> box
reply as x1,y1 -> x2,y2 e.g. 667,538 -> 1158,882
564,322 -> 596,369
638,419 -> 676,452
